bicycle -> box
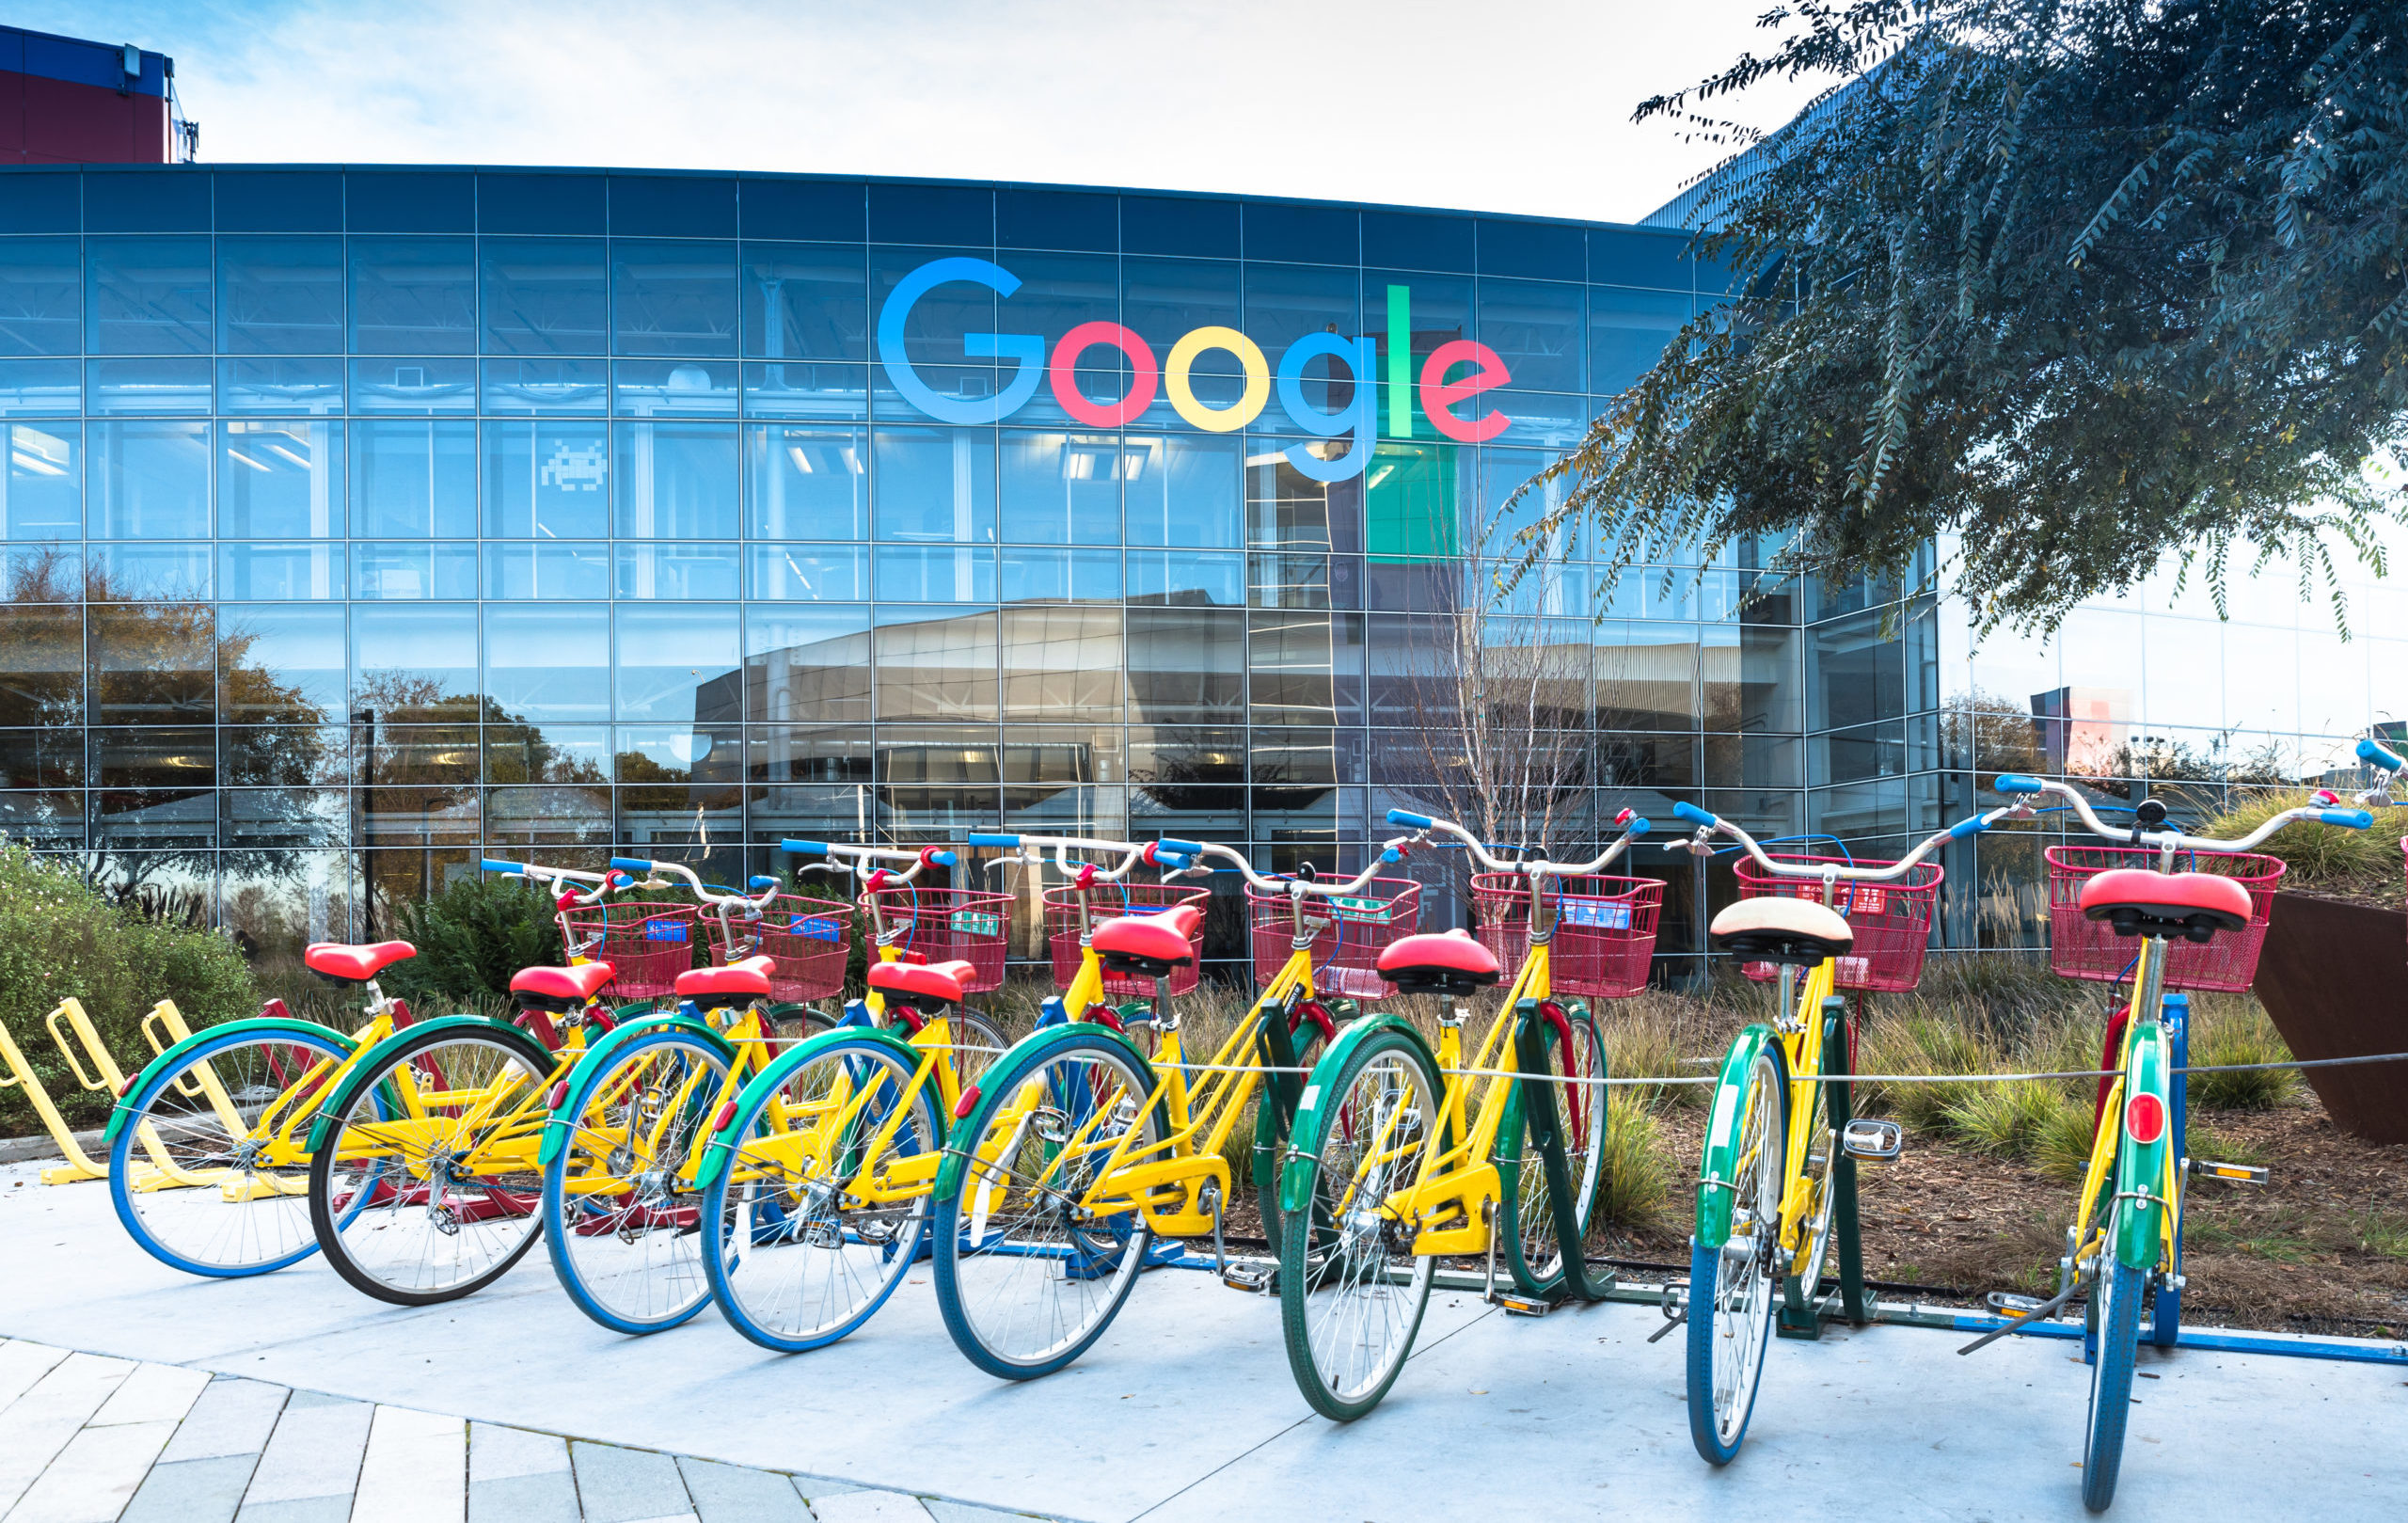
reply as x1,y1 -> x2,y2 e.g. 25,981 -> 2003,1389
690,839 -> 1016,1354
103,938 -> 423,1278
532,856 -> 848,1334
926,830 -> 1403,1381
1274,806 -> 1655,1420
1669,796 -> 1986,1464
299,860 -> 736,1305
1965,776 -> 2367,1512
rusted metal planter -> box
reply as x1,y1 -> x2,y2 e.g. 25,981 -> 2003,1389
2250,891 -> 2408,1144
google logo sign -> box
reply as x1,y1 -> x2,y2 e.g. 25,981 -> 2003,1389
878,257 -> 1514,484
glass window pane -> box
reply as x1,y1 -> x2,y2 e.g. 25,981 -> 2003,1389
614,543 -> 740,599
612,358 -> 737,417
747,423 -> 865,540
874,608 -> 998,722
999,431 -> 1122,546
217,356 -> 344,415
0,605 -> 82,726
0,238 -> 81,357
2,421 -> 80,540
874,545 -> 993,602
87,357 -> 212,415
483,542 -> 610,600
351,542 -> 478,600
613,421 -> 737,539
482,237 -> 608,356
1478,278 -> 1584,394
1001,607 -> 1121,721
483,420 -> 609,538
481,357 -> 609,414
219,543 -> 342,600
742,361 -> 869,420
747,544 -> 867,600
615,604 -> 740,722
484,603 -> 610,722
1125,434 -> 1240,547
1588,287 -> 1689,396
742,243 -> 868,360
1244,263 -> 1359,357
91,420 -> 209,539
997,546 -> 1119,602
612,240 -> 737,357
872,425 -> 992,542
89,543 -> 211,600
747,607 -> 871,724
218,236 -> 343,355
219,420 -> 342,538
351,420 -> 476,538
351,602 -> 479,721
349,236 -> 477,355
0,357 -> 79,417
350,356 -> 477,414
1127,549 -> 1243,606
1126,607 -> 1243,722
90,600 -> 214,726
87,236 -> 213,355
219,603 -> 344,722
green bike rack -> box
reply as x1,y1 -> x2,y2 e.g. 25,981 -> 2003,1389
1779,996 -> 1870,1339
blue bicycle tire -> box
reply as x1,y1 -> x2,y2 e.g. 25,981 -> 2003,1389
2083,1254 -> 2145,1512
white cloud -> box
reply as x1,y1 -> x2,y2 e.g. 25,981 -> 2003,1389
24,0 -> 1831,223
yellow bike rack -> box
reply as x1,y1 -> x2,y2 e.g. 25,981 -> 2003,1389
0,997 -> 200,1186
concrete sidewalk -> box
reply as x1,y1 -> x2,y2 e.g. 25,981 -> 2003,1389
4,1160 -> 2402,1521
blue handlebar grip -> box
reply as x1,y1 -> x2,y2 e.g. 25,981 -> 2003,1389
1671,801 -> 1717,828
1154,849 -> 1194,871
1948,815 -> 1990,840
1992,774 -> 2044,795
480,859 -> 522,875
1157,836 -> 1207,856
928,849 -> 958,866
1379,846 -> 1402,864
2321,808 -> 2376,830
1624,816 -> 1651,837
609,856 -> 654,873
2356,738 -> 2407,770
965,833 -> 1020,847
748,876 -> 779,891
780,838 -> 829,856
1384,809 -> 1434,829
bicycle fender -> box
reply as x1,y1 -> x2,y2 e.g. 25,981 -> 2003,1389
1279,1013 -> 1440,1216
690,1024 -> 926,1191
1694,1024 -> 1781,1248
104,1015 -> 356,1147
301,1015 -> 547,1155
2112,1023 -> 2174,1271
536,1015 -> 739,1168
928,1022 -> 1156,1202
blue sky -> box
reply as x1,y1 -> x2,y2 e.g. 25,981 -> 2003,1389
14,0 -> 1829,223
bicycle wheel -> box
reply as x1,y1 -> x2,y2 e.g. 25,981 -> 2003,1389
1253,1007 -> 1334,1266
110,1025 -> 355,1277
931,1032 -> 1163,1379
1687,1045 -> 1786,1464
1278,1027 -> 1441,1421
2083,1245 -> 2146,1512
702,1035 -> 944,1353
307,1023 -> 552,1306
1499,1002 -> 1608,1293
542,1028 -> 731,1334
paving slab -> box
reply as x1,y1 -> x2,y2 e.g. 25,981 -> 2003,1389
0,1351 -> 136,1515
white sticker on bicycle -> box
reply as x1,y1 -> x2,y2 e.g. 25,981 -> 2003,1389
1299,1085 -> 1319,1112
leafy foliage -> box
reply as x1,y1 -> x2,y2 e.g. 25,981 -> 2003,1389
1533,0 -> 2408,633
0,845 -> 260,1132
383,875 -> 566,1006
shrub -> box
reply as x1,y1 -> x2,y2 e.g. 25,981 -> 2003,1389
2199,788 -> 2400,904
0,846 -> 260,1134
1592,1098 -> 1669,1229
2187,995 -> 2301,1111
383,875 -> 568,1006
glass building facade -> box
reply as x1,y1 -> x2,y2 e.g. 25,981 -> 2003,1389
8,165 -> 2376,971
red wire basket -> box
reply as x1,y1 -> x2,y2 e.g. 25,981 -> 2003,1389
1245,877 -> 1422,999
1472,874 -> 1665,999
558,901 -> 697,1003
698,894 -> 853,1004
858,885 -> 1012,993
1043,881 -> 1212,997
2045,846 -> 2285,992
1735,853 -> 1943,994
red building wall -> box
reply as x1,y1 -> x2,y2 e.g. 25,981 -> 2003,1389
0,26 -> 172,165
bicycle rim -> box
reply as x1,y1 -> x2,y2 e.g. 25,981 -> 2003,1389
934,1038 -> 1159,1378
1692,1047 -> 1784,1462
112,1027 -> 353,1277
705,1038 -> 939,1352
544,1032 -> 730,1333
310,1028 -> 548,1305
1279,1031 -> 1439,1420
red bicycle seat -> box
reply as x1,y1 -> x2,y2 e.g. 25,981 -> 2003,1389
1377,930 -> 1501,996
868,959 -> 975,1007
2078,868 -> 2252,933
304,941 -> 417,983
1091,907 -> 1201,972
510,962 -> 617,1008
676,955 -> 775,1000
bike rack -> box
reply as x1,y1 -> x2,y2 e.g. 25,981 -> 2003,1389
0,997 -> 198,1186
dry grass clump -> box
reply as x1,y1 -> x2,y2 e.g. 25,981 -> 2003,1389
2199,787 -> 2403,904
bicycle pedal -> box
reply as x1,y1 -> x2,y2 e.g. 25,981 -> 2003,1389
1840,1118 -> 1905,1161
1491,1290 -> 1560,1317
1222,1262 -> 1276,1293
2189,1159 -> 2268,1184
1986,1292 -> 2047,1315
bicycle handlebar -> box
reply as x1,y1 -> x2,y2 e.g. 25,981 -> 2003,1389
1988,777 -> 2370,849
481,858 -> 633,908
977,833 -> 1201,885
1387,808 -> 1651,879
1674,799 -> 1996,881
610,857 -> 784,911
1160,834 -> 1409,898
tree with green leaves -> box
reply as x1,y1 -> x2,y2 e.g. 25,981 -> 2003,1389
1535,0 -> 2408,633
